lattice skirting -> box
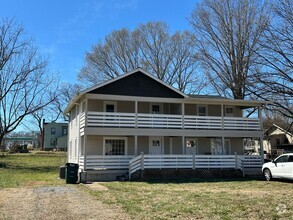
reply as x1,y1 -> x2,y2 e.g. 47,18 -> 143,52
130,169 -> 243,180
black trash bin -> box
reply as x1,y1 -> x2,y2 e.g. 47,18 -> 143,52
65,163 -> 79,184
59,165 -> 66,179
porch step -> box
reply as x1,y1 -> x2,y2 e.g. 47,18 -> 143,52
84,170 -> 128,182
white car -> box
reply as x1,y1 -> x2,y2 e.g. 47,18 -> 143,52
262,153 -> 293,181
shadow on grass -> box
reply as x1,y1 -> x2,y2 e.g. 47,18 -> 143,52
2,164 -> 60,173
133,177 -> 264,184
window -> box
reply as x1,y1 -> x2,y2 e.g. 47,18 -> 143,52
104,101 -> 116,112
186,138 -> 198,155
62,127 -> 68,136
197,105 -> 207,116
151,104 -> 160,114
275,155 -> 288,163
50,138 -> 57,146
225,106 -> 234,117
51,127 -> 56,135
104,138 -> 127,155
152,140 -> 160,146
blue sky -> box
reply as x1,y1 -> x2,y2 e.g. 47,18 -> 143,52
1,0 -> 198,84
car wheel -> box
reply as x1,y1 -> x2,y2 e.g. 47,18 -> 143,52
263,169 -> 272,181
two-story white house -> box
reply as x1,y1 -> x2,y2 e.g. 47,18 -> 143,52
64,68 -> 265,182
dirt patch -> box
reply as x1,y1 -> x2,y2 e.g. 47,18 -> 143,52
85,182 -> 109,191
0,185 -> 131,220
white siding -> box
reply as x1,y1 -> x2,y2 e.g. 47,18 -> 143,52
68,105 -> 80,163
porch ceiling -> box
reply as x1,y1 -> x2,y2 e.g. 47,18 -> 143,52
84,127 -> 263,138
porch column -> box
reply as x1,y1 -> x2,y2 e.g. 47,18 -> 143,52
221,104 -> 224,130
258,106 -> 263,131
170,137 -> 173,155
134,135 -> 138,156
181,103 -> 185,129
222,136 -> 225,155
258,106 -> 264,163
83,135 -> 87,170
85,97 -> 88,126
182,136 -> 185,154
135,101 -> 138,128
260,136 -> 264,164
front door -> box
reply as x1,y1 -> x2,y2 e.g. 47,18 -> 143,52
149,137 -> 163,155
186,138 -> 198,155
224,139 -> 231,155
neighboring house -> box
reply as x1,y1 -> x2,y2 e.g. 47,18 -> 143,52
43,121 -> 68,151
64,68 -> 266,181
264,124 -> 293,156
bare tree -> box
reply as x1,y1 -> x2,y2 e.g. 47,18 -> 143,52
251,0 -> 293,120
78,22 -> 200,93
136,22 -> 175,84
79,28 -> 141,86
189,0 -> 270,99
0,18 -> 58,146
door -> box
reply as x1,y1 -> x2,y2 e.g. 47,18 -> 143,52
149,137 -> 163,155
283,155 -> 293,179
224,139 -> 231,155
211,138 -> 223,155
271,155 -> 288,178
225,106 -> 234,117
186,138 -> 198,155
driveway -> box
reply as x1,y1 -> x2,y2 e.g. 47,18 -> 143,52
0,185 -> 131,220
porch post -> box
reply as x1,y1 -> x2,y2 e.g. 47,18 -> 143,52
134,135 -> 138,156
182,136 -> 185,154
135,101 -> 138,128
85,96 -> 88,126
222,136 -> 225,155
258,106 -> 263,131
181,103 -> 185,129
83,135 -> 87,170
141,152 -> 144,170
234,152 -> 238,169
221,104 -> 224,129
170,137 -> 173,155
260,136 -> 264,164
258,106 -> 264,163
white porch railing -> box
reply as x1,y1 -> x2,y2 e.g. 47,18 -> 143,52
80,112 -> 86,128
79,155 -> 134,170
128,154 -> 262,179
79,154 -> 262,179
87,112 -> 136,127
85,111 -> 260,130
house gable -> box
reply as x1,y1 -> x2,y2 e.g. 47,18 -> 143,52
88,71 -> 184,98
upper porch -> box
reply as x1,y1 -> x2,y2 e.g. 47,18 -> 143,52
78,95 -> 263,132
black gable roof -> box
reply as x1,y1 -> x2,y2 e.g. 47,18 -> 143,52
88,71 -> 184,98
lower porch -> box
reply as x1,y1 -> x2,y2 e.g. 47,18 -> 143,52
78,154 -> 262,181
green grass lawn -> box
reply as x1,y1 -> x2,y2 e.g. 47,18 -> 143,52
91,180 -> 293,220
1,153 -> 292,219
0,152 -> 67,188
